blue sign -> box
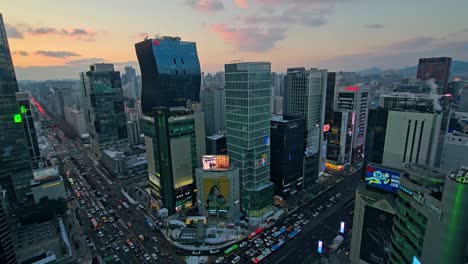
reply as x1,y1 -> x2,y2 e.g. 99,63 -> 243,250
412,256 -> 422,264
365,164 -> 401,193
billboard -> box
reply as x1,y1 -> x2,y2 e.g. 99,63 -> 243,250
203,177 -> 230,213
365,164 -> 401,193
202,155 -> 229,171
359,205 -> 393,264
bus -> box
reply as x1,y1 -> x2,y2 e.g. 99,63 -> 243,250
272,226 -> 286,238
91,218 -> 99,230
271,240 -> 285,251
223,244 -> 239,257
287,229 -> 301,239
248,227 -> 264,241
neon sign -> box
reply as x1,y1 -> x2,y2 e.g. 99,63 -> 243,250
344,86 -> 359,91
365,164 -> 401,193
323,124 -> 330,133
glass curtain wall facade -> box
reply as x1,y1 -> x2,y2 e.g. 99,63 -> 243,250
200,84 -> 226,136
0,14 -> 33,201
80,64 -> 128,156
135,36 -> 201,115
16,92 -> 41,168
0,191 -> 16,264
225,62 -> 273,217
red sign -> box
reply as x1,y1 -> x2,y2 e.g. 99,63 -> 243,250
323,124 -> 331,133
344,86 -> 360,91
153,40 -> 160,46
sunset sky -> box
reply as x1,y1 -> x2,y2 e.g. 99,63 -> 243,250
3,0 -> 468,80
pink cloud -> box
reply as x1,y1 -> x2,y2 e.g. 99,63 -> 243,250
185,0 -> 224,12
234,0 -> 248,8
210,24 -> 286,52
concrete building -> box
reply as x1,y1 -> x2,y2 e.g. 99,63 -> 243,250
127,120 -> 143,146
379,93 -> 451,169
80,63 -> 128,157
350,183 -> 397,264
390,164 -> 468,264
225,62 -> 274,218
0,13 -> 34,201
200,84 -> 226,136
64,106 -> 87,136
284,67 -> 327,188
122,66 -> 139,100
0,187 -> 16,264
271,96 -> 283,114
441,131 -> 468,170
102,150 -> 147,178
135,36 -> 201,114
334,82 -> 370,165
206,134 -> 227,155
270,115 -> 305,198
29,167 -> 66,205
142,107 -> 205,214
195,167 -> 240,222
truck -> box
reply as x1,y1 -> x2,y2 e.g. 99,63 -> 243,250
145,219 -> 155,230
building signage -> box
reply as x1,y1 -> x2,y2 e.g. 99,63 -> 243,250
365,164 -> 400,193
202,155 -> 229,171
203,177 -> 230,214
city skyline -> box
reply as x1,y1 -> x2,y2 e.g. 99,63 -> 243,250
3,0 -> 468,80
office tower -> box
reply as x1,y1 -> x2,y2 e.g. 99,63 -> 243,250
135,36 -> 201,114
202,71 -> 225,86
416,57 -> 452,94
206,134 -> 227,155
326,111 -> 353,171
378,93 -> 451,168
270,115 -> 305,198
142,108 -> 205,214
284,68 -> 327,187
127,120 -> 142,146
80,63 -> 128,157
122,66 -> 139,99
225,62 -> 274,217
441,131 -> 468,170
64,106 -> 87,136
0,188 -> 16,264
390,165 -> 468,264
350,165 -> 400,264
134,100 -> 143,119
200,84 -> 226,135
271,96 -> 283,114
0,13 -> 34,201
16,92 -> 41,168
365,108 -> 389,164
324,72 -> 336,130
195,167 -> 240,222
334,83 -> 370,165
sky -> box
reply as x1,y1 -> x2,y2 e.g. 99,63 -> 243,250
3,0 -> 468,80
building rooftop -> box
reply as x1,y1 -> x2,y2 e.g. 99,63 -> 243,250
207,134 -> 225,140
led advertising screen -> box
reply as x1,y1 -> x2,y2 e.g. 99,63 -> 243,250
359,205 -> 393,264
203,177 -> 230,213
202,155 -> 229,171
365,164 -> 401,193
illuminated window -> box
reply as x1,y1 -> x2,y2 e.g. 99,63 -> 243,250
13,114 -> 22,123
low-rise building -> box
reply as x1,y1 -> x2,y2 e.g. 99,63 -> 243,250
31,167 -> 66,204
101,149 -> 147,178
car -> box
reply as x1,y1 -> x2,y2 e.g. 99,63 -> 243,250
151,253 -> 158,260
123,246 -> 129,253
127,222 -> 132,227
239,241 -> 248,248
151,236 -> 158,242
231,256 -> 241,263
209,249 -> 219,254
192,250 -> 201,255
144,253 -> 151,261
119,230 -> 124,236
215,256 -> 225,263
326,203 -> 332,208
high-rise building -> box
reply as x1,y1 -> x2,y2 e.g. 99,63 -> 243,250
440,131 -> 468,170
80,63 -> 128,157
64,106 -> 87,136
200,84 -> 226,136
350,181 -> 397,264
365,108 -> 389,164
135,36 -> 201,114
225,62 -> 274,217
390,165 -> 468,264
142,107 -> 205,214
334,82 -> 370,165
127,120 -> 142,146
122,66 -> 139,99
271,96 -> 283,114
270,115 -> 305,198
206,134 -> 227,155
0,13 -> 34,201
284,68 -> 327,187
16,92 -> 41,168
416,57 -> 452,94
0,188 -> 16,264
378,93 -> 451,169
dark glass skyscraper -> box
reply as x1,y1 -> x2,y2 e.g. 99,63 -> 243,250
135,36 -> 201,114
0,13 -> 33,201
416,57 -> 452,94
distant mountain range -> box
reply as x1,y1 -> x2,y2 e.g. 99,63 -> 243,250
358,60 -> 468,78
